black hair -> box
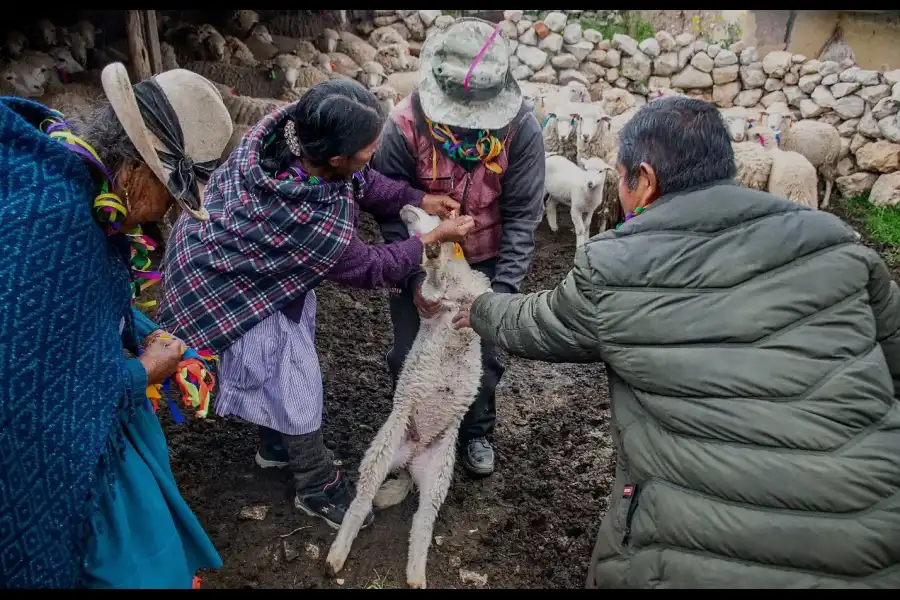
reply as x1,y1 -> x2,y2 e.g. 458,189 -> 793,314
67,99 -> 141,174
617,96 -> 736,196
263,79 -> 387,172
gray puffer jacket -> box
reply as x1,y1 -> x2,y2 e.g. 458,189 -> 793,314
470,181 -> 900,588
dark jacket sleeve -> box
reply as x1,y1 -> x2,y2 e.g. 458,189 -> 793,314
867,255 -> 900,400
493,112 -> 546,294
371,118 -> 427,291
469,246 -> 602,363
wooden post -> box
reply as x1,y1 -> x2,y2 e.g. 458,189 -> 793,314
126,10 -> 152,81
144,10 -> 163,74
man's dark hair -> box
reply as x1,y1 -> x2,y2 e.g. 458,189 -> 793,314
617,96 -> 736,195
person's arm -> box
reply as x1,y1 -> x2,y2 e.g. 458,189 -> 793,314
867,255 -> 900,399
357,167 -> 425,220
493,113 -> 546,294
469,247 -> 602,363
371,119 -> 427,291
326,229 -> 423,290
124,357 -> 149,404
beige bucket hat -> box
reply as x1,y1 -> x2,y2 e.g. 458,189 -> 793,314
418,17 -> 522,130
101,63 -> 233,221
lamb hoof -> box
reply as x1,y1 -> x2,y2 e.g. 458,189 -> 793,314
325,549 -> 347,574
407,576 -> 427,589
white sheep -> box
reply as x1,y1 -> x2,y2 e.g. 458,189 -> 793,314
369,83 -> 399,114
369,26 -> 408,50
720,106 -> 752,143
326,204 -> 490,589
271,53 -> 330,89
198,24 -> 226,62
161,42 -> 179,71
229,10 -> 260,37
337,30 -> 377,66
541,112 -> 562,155
242,23 -> 279,62
544,154 -> 610,249
329,52 -> 361,79
375,43 -> 411,74
747,125 -> 819,210
72,20 -> 100,50
600,88 -> 636,117
573,107 -> 612,166
278,86 -> 310,103
221,92 -> 286,126
59,28 -> 88,67
731,141 -> 773,191
761,105 -> 840,209
223,36 -> 257,67
563,80 -> 589,103
357,60 -> 386,89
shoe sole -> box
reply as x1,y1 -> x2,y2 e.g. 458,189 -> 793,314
255,452 -> 289,470
461,456 -> 495,477
293,496 -> 373,531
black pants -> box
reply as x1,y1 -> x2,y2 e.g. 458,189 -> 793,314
385,259 -> 505,446
259,425 -> 335,494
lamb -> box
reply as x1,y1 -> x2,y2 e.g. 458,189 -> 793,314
731,141 -> 773,191
541,112 -> 562,154
278,86 -> 310,103
600,88 -> 636,117
563,80 -> 589,103
746,125 -> 819,210
223,36 -> 258,67
358,60 -> 386,89
321,28 -> 341,54
329,52 -> 362,79
242,24 -> 279,62
544,154 -> 611,249
271,53 -> 330,89
163,22 -> 208,63
3,30 -> 29,58
554,111 -> 581,162
573,107 -> 612,167
762,105 -> 840,209
72,20 -> 100,50
369,26 -> 408,50
337,30 -> 377,66
375,43 -> 411,74
720,106 -> 751,143
326,204 -> 491,589
228,10 -> 260,37
220,92 -> 286,126
59,28 -> 88,67
198,24 -> 227,62
369,83 -> 399,114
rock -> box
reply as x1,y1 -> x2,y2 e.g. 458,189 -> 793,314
583,28 -> 602,44
818,61 -> 840,77
835,172 -> 879,198
565,41 -> 594,62
578,61 -> 604,83
762,51 -> 792,78
690,52 -> 714,73
885,69 -> 900,86
533,22 -> 550,39
655,31 -> 676,52
538,32 -> 564,54
606,67 -> 619,82
615,76 -> 629,89
596,40 -> 611,51
418,10 -> 441,27
509,40 -> 519,55
818,112 -> 843,127
799,98 -> 827,118
675,32 -> 695,47
837,118 -> 860,136
869,172 -> 900,207
628,80 -> 649,96
601,49 -> 621,68
459,569 -> 489,588
389,21 -> 411,41
714,50 -> 738,68
511,64 -> 534,80
613,33 -> 639,57
403,15 -> 426,41
373,15 -> 400,27
713,82 -> 741,107
677,45 -> 694,70
551,53 -> 579,70
336,578 -> 345,586
783,72 -> 799,86
712,65 -> 739,85
811,85 -> 836,109
672,66 -> 713,89
653,52 -> 679,76
729,41 -> 746,54
740,64 -> 766,89
621,51 -> 652,82
858,84 -> 892,105
855,140 -> 900,173
789,63 -> 802,76
831,82 -> 861,99
734,88 -> 764,108
783,85 -> 808,107
765,78 -> 784,92
586,48 -> 607,64
516,45 -> 547,71
858,112 -> 882,139
588,80 -> 612,101
508,54 -> 520,69
798,74 -> 822,94
855,69 -> 882,86
800,60 -> 821,75
841,137 -> 852,160
503,10 -> 523,23
822,73 -> 839,86
879,115 -> 900,143
517,20 -> 533,37
706,43 -> 722,59
543,11 -> 568,33
305,542 -> 320,560
851,133 -> 869,153
531,65 -> 558,84
282,540 -> 299,562
519,27 -> 537,46
239,505 -> 270,521
740,47 -> 758,66
563,23 -> 583,45
693,40 -> 708,54
833,95 -> 866,119
791,54 -> 806,64
837,156 -> 856,177
498,20 -> 518,40
639,38 -> 660,58
872,97 -> 900,120
895,83 -> 900,102
648,76 -> 671,90
761,91 -> 787,108
558,68 -> 589,87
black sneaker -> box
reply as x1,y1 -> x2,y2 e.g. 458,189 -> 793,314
255,444 -> 339,470
461,437 -> 495,477
294,471 -> 375,530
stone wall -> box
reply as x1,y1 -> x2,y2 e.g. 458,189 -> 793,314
360,10 -> 900,206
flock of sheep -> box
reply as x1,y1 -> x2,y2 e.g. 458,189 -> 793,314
530,80 -> 843,253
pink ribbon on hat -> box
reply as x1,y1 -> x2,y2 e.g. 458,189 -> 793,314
463,22 -> 503,92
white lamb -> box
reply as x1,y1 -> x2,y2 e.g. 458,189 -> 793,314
732,141 -> 773,191
545,154 -> 610,249
326,205 -> 490,589
746,125 -> 819,210
720,106 -> 752,143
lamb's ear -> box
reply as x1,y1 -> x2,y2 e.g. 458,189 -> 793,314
424,242 -> 441,260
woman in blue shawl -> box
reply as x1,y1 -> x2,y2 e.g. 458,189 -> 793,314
0,63 -> 234,588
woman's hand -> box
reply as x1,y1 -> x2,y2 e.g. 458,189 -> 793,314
420,215 -> 475,245
452,299 -> 475,330
139,330 -> 186,385
419,194 -> 461,218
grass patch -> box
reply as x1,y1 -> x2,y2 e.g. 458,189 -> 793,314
840,193 -> 900,266
522,10 -> 656,41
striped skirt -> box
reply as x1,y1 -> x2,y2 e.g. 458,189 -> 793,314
215,291 -> 323,436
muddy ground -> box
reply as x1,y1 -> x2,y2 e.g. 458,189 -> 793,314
151,201 -> 896,589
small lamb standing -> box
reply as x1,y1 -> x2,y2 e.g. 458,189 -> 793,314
544,153 -> 610,249
326,205 -> 491,589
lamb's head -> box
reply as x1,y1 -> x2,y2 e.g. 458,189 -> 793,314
271,53 -> 306,88
564,81 -> 589,103
3,30 -> 29,58
375,43 -> 411,73
1,58 -> 49,96
722,114 -> 748,143
48,46 -> 84,74
59,29 -> 88,67
401,204 -> 442,241
746,124 -> 781,150
762,106 -> 792,135
578,112 -> 611,144
73,20 -> 100,49
579,156 -> 613,173
249,23 -> 274,45
204,30 -> 227,61
231,10 -> 260,35
369,83 -> 398,114
34,19 -> 57,48
556,112 -> 581,141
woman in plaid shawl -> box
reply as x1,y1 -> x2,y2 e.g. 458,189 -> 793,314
157,80 -> 474,530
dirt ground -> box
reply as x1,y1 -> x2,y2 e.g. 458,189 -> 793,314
150,200 -> 897,589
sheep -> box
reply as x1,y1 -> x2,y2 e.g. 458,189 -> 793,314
198,24 -> 227,62
72,20 -> 100,50
329,52 -> 361,79
243,23 -> 279,62
321,28 -> 341,54
271,53 -> 330,89
223,36 -> 258,67
544,153 -> 611,249
337,30 -> 377,66
573,108 -> 612,167
278,86 -> 310,103
181,60 -> 291,98
33,19 -> 57,51
47,46 -> 84,75
541,113 -> 562,155
59,28 -> 88,67
731,141 -> 773,191
3,30 -> 29,58
369,83 -> 399,114
369,26 -> 408,50
358,60 -> 386,89
761,105 -> 840,209
375,43 -> 411,74
221,93 -> 286,127
229,10 -> 260,37
326,204 -> 491,589
563,80 -> 589,103
600,88 -> 636,117
746,125 -> 819,210
720,106 -> 752,143
161,42 -> 179,71
579,154 -> 622,229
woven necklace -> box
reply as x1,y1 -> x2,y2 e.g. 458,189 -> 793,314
615,206 -> 645,230
424,117 -> 504,174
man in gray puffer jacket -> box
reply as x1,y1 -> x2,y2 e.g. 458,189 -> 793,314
453,97 -> 900,588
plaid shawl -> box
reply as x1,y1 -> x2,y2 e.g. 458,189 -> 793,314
156,104 -> 359,353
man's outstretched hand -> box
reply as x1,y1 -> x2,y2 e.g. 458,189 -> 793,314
420,194 -> 460,218
451,299 -> 475,330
